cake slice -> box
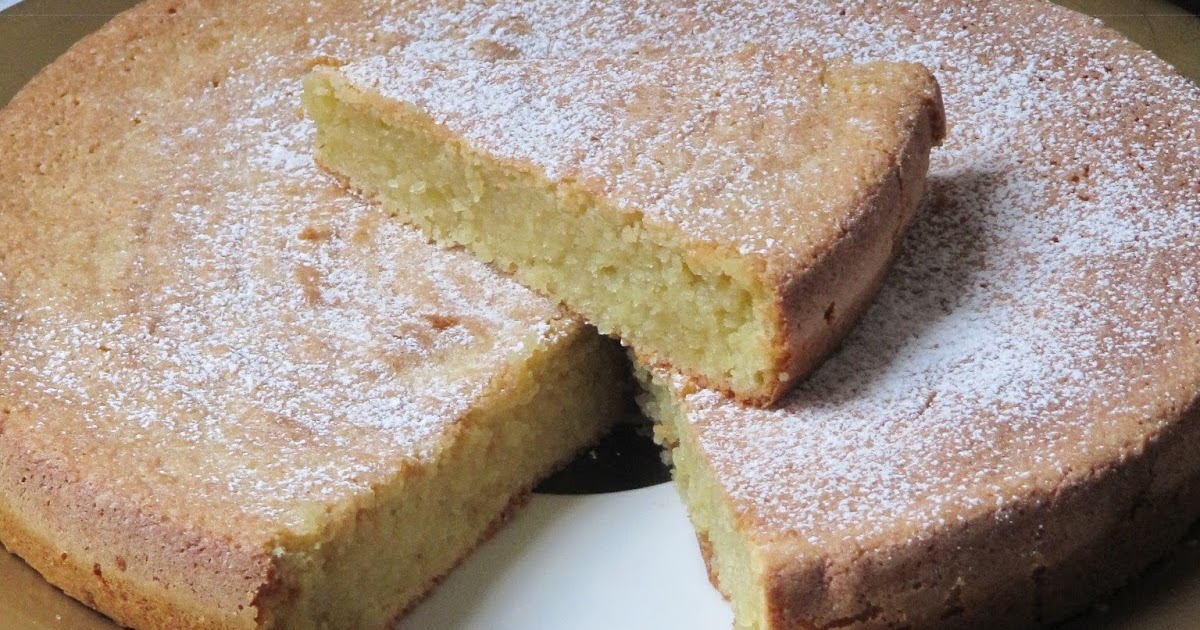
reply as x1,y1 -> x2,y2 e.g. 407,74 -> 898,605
0,4 -> 629,629
303,47 -> 945,406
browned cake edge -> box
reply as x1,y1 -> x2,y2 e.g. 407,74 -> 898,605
0,2 -> 258,628
637,63 -> 946,407
746,394 -> 1200,629
764,67 -> 946,407
0,325 -> 629,630
0,476 -> 280,630
0,459 -> 548,630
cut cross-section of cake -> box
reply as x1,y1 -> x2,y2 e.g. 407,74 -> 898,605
304,46 -> 946,406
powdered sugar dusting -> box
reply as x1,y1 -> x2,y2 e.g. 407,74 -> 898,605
636,0 -> 1200,550
1,0 -> 1197,552
341,0 -> 1200,549
338,46 -> 849,260
0,17 -> 569,530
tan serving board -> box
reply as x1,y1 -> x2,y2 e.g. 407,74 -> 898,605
1,1 -> 1199,628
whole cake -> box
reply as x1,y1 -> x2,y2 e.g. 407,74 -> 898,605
304,46 -> 945,405
1,1 -> 1198,630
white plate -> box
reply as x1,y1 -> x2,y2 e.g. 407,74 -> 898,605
400,485 -> 733,630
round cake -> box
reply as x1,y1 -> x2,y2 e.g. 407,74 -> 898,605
0,0 -> 1197,629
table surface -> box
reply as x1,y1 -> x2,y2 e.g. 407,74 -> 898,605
1,1 -> 1199,629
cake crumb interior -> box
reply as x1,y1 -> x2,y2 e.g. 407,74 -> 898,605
304,75 -> 777,395
255,329 -> 628,629
638,367 -> 767,629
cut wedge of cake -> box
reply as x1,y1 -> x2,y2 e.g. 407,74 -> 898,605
304,47 -> 946,406
0,2 -> 629,629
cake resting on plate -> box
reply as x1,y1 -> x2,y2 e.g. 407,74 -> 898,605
1,1 -> 1199,629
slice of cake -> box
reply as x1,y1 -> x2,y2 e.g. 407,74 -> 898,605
303,47 -> 945,406
0,4 -> 629,629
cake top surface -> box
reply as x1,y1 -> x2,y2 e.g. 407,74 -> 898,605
332,44 -> 943,269
618,0 -> 1198,553
2,0 -> 1198,563
325,0 -> 1200,554
0,1 -> 572,540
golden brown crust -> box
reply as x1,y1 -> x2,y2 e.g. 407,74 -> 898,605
694,531 -> 723,595
1,4 -> 273,629
0,445 -> 267,630
758,396 -> 1200,629
752,65 -> 945,406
